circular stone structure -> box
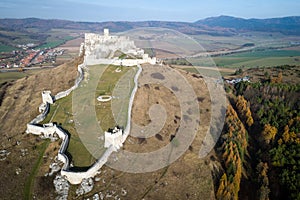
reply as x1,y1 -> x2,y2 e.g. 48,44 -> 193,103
115,68 -> 122,73
97,95 -> 112,102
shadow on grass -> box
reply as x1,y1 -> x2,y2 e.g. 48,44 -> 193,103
56,124 -> 94,171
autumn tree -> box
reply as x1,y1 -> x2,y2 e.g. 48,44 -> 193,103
256,162 -> 270,200
216,104 -> 248,200
271,72 -> 283,83
261,124 -> 277,144
236,95 -> 254,127
216,173 -> 231,200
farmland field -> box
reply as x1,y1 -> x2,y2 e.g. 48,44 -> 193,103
192,31 -> 300,51
213,49 -> 300,68
0,69 -> 46,85
36,36 -> 75,49
0,44 -> 18,53
0,71 -> 27,84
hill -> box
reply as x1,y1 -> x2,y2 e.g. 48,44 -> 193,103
1,16 -> 300,36
195,15 -> 300,35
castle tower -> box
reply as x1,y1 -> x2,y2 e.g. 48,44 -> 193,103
42,91 -> 54,104
104,29 -> 109,37
104,126 -> 123,151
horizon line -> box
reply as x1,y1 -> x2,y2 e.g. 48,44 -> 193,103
1,14 -> 299,23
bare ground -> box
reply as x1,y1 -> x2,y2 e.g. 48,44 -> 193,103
80,65 -> 216,200
0,60 -> 218,199
0,58 -> 79,199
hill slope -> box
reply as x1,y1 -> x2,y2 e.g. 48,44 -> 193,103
195,15 -> 300,35
1,16 -> 300,36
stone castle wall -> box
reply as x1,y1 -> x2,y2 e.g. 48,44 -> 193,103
26,31 -> 145,185
86,57 -> 156,67
84,30 -> 156,66
26,45 -> 88,184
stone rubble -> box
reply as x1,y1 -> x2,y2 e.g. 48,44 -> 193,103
121,188 -> 127,196
0,149 -> 10,161
94,177 -> 101,182
47,158 -> 62,176
20,148 -> 28,157
15,167 -> 21,175
54,175 -> 70,200
99,192 -> 104,200
76,178 -> 94,196
92,193 -> 100,200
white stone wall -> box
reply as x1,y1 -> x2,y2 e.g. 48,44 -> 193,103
29,102 -> 50,124
42,91 -> 54,104
26,30 -> 145,185
84,32 -> 136,59
25,54 -> 115,184
86,57 -> 156,67
26,50 -> 86,184
122,64 -> 142,142
104,129 -> 123,151
61,146 -> 114,185
54,61 -> 85,101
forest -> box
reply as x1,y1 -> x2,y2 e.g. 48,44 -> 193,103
215,66 -> 300,200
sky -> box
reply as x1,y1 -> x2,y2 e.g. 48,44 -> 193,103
0,0 -> 299,22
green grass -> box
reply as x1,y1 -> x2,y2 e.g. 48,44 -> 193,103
192,32 -> 297,50
0,44 -> 17,53
36,36 -> 75,49
0,72 -> 28,84
41,92 -> 96,167
0,30 -> 41,47
213,50 -> 300,68
36,40 -> 65,49
41,64 -> 137,167
24,140 -> 50,200
94,65 -> 134,131
214,56 -> 300,68
180,67 -> 232,77
224,50 -> 300,58
0,69 -> 47,85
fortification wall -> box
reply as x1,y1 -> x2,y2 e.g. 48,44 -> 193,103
86,57 -> 156,67
61,146 -> 114,184
123,64 -> 142,141
26,52 -> 86,184
85,33 -> 136,58
54,62 -> 85,101
29,102 -> 49,124
26,30 -> 145,185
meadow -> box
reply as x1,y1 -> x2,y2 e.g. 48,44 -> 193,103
213,49 -> 300,68
41,64 -> 136,167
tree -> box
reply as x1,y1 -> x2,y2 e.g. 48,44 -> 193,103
261,124 -> 277,144
216,104 -> 248,200
270,72 -> 283,83
256,162 -> 270,200
246,108 -> 254,127
216,173 -> 228,199
236,95 -> 254,127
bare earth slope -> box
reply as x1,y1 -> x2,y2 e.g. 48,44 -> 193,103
80,65 -> 216,200
0,60 -> 78,199
0,61 -> 217,199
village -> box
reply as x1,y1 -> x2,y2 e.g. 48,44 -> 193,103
0,46 -> 64,69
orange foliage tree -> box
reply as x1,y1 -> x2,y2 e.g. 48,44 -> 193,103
261,124 -> 278,144
216,104 -> 248,200
236,95 -> 254,127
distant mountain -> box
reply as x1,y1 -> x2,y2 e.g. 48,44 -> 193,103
195,15 -> 300,35
0,18 -> 235,36
0,16 -> 299,36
